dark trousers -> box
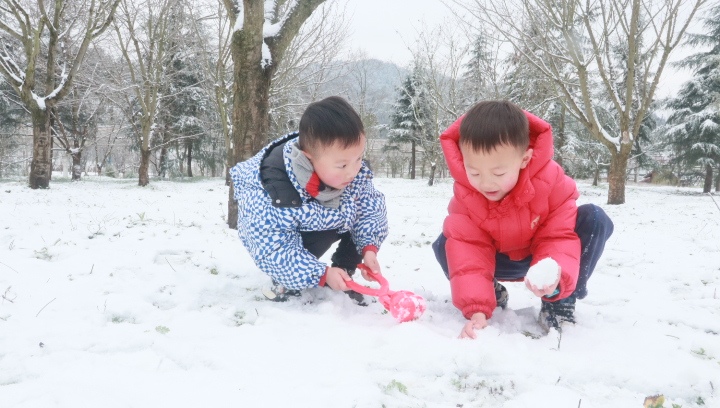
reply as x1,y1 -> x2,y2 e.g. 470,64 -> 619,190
300,230 -> 362,273
432,204 -> 614,299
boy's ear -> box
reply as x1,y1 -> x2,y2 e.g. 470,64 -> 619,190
302,149 -> 314,161
520,148 -> 533,169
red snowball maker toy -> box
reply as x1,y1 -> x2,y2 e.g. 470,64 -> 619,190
345,264 -> 426,323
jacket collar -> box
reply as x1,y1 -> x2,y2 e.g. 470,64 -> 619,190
259,132 -> 303,208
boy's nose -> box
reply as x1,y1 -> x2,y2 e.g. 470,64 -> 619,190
478,179 -> 494,190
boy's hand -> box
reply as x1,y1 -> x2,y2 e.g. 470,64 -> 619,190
361,251 -> 381,280
459,312 -> 488,339
325,267 -> 351,291
525,270 -> 561,298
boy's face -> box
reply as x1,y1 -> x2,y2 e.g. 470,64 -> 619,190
460,143 -> 533,202
303,134 -> 366,190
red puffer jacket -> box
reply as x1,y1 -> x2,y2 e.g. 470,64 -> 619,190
441,111 -> 580,320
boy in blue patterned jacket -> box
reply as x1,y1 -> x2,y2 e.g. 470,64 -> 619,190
230,96 -> 388,304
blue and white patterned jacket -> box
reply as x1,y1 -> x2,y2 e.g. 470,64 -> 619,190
230,133 -> 388,289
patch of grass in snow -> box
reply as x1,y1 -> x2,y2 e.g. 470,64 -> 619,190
691,348 -> 715,361
450,375 -> 511,396
382,379 -> 408,395
110,315 -> 136,324
643,395 -> 665,408
155,325 -> 170,334
32,247 -> 52,261
232,311 -> 246,326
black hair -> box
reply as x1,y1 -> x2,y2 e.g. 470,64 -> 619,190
459,100 -> 529,153
298,96 -> 364,152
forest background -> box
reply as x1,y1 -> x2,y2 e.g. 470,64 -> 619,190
1,0 -> 719,211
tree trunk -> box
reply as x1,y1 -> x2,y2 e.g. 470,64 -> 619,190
715,168 -> 720,192
187,142 -> 193,177
29,109 -> 52,189
71,152 -> 82,181
607,146 -> 631,204
159,146 -> 168,178
139,148 -> 151,187
226,29 -> 273,229
593,166 -> 599,187
410,140 -> 416,179
225,150 -> 233,186
428,162 -> 437,186
703,164 -> 713,193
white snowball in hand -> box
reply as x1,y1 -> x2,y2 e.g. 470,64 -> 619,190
526,258 -> 559,288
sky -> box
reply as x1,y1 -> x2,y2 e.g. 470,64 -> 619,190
1,176 -> 719,407
342,0 -> 700,99
344,0 -> 457,66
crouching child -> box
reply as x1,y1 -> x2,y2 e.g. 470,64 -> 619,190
432,100 -> 614,337
230,96 -> 388,305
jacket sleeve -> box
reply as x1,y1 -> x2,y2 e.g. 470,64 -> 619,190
444,195 -> 498,320
237,187 -> 327,290
530,170 -> 581,300
350,171 -> 388,254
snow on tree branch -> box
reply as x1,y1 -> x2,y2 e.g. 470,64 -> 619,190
260,0 -> 298,68
44,62 -> 68,104
263,0 -> 297,38
231,0 -> 244,31
0,47 -> 25,85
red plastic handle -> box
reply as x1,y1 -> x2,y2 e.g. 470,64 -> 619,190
344,264 -> 390,296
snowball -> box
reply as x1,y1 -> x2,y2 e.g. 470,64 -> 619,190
526,258 -> 559,288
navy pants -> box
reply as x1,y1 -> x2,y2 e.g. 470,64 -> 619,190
432,204 -> 614,299
300,230 -> 362,273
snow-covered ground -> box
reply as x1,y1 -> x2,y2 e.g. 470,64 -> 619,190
1,176 -> 718,407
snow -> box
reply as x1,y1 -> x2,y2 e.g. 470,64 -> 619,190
1,177 -> 719,407
31,92 -> 46,111
526,258 -> 559,288
42,63 -> 68,104
263,20 -> 283,38
0,53 -> 26,84
700,119 -> 719,132
259,0 -> 298,69
232,2 -> 245,32
261,42 -> 272,69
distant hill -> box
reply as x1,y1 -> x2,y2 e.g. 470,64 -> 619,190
321,59 -> 409,128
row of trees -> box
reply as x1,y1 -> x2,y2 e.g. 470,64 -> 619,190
382,0 -> 719,196
386,0 -> 712,203
1,0 -> 719,227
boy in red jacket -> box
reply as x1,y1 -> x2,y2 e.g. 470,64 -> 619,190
432,101 -> 613,338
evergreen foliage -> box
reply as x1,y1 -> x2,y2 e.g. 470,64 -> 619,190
387,66 -> 434,179
662,4 -> 720,191
462,33 -> 495,105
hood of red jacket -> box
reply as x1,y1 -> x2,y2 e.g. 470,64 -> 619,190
440,110 -> 554,196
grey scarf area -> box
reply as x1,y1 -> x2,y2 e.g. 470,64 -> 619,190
288,142 -> 345,209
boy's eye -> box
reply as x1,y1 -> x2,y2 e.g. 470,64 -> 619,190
494,173 -> 506,177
